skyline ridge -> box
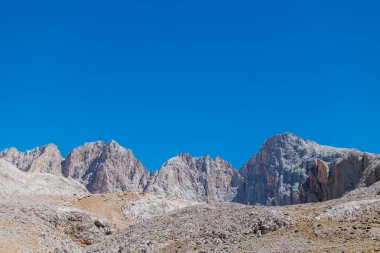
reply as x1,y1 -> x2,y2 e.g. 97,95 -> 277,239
0,132 -> 365,170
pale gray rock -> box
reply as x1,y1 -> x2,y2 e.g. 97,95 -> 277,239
145,153 -> 241,203
0,144 -> 63,175
121,195 -> 198,223
86,203 -> 292,253
62,140 -> 149,193
0,159 -> 88,195
0,195 -> 116,253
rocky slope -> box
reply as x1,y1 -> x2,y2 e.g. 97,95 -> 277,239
0,193 -> 197,253
62,140 -> 149,193
0,159 -> 87,195
0,144 -> 62,175
4,185 -> 380,253
87,203 -> 292,253
145,153 -> 241,203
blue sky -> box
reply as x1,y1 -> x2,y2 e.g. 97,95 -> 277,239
0,0 -> 379,170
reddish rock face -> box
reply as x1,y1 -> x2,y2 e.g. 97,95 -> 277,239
300,153 -> 380,203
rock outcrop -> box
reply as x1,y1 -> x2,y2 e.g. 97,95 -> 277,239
121,195 -> 198,223
300,152 -> 380,203
145,153 -> 241,203
234,133 -> 354,205
0,144 -> 63,175
62,140 -> 149,193
234,133 -> 380,206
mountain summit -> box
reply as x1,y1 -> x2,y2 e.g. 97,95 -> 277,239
61,140 -> 149,193
235,133 -> 355,205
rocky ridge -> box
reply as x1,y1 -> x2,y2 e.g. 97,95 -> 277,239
2,133 -> 380,206
0,144 -> 62,175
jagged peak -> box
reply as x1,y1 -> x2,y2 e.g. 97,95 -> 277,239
1,143 -> 59,155
164,153 -> 232,170
0,147 -> 18,153
214,155 -> 222,161
173,153 -> 219,161
263,132 -> 354,152
179,152 -> 191,156
40,143 -> 60,151
70,140 -> 124,150
260,132 -> 341,153
106,139 -> 120,146
104,139 -> 129,153
212,155 -> 233,166
264,132 -> 306,144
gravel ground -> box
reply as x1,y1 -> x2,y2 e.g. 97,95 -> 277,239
2,186 -> 380,253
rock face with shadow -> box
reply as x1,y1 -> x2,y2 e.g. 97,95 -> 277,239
62,140 -> 150,193
234,133 -> 380,205
234,133 -> 355,205
300,152 -> 380,203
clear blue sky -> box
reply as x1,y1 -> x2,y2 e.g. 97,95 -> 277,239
0,0 -> 379,170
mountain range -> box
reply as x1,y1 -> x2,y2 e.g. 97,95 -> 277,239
1,132 -> 380,205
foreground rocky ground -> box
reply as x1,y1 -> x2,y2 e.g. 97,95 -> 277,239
1,183 -> 380,252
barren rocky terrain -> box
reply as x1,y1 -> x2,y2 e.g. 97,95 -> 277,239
2,133 -> 380,252
2,183 -> 380,252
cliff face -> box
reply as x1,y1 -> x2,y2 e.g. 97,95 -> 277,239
300,153 -> 380,203
145,153 -> 241,203
62,140 -> 149,193
234,133 -> 353,205
0,144 -> 63,175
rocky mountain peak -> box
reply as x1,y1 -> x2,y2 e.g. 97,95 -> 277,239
0,144 -> 63,175
145,153 -> 239,204
234,133 -> 355,205
62,140 -> 148,193
214,155 -> 223,162
104,139 -> 124,151
174,152 -> 193,161
264,132 -> 299,143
